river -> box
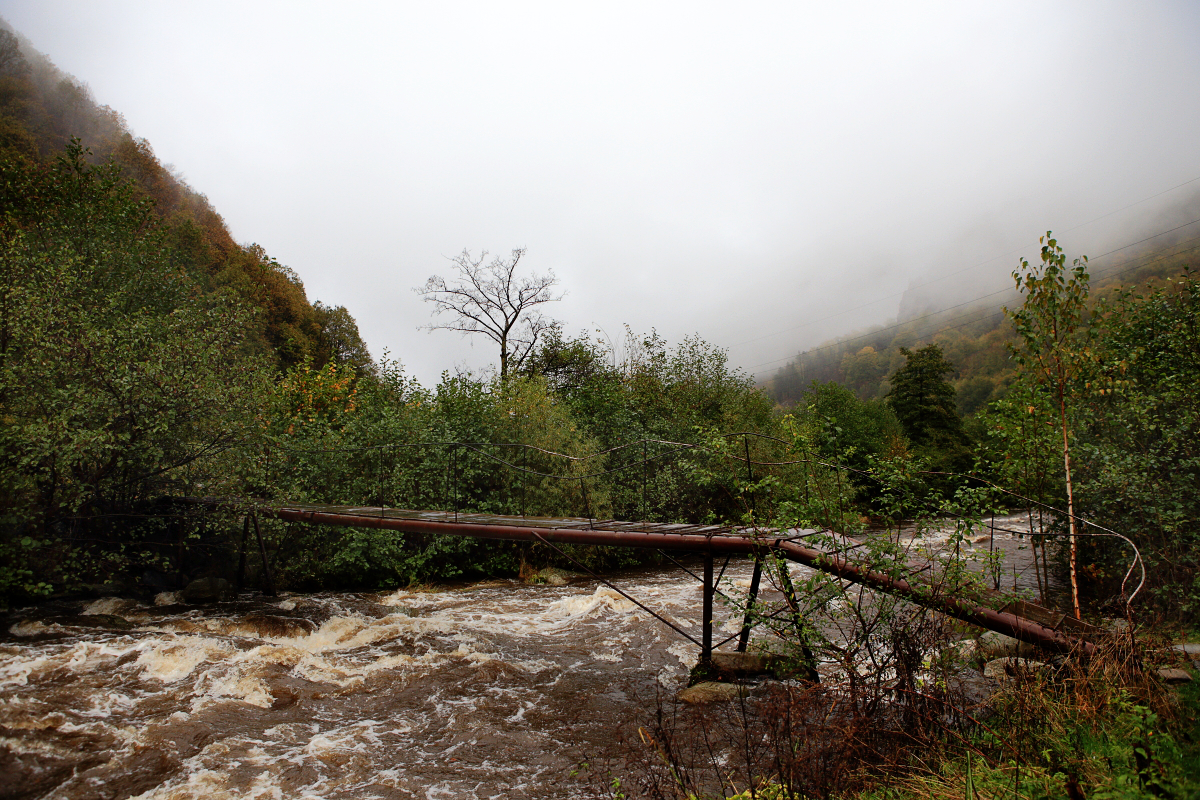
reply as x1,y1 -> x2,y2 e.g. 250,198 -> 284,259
1,515 -> 1050,799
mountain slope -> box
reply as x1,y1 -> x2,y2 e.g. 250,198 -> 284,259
0,20 -> 370,374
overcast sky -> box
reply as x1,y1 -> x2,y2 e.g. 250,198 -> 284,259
4,1 -> 1200,386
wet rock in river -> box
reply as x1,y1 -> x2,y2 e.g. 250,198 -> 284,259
536,567 -> 575,586
81,597 -> 140,617
34,614 -> 134,631
228,614 -> 318,639
940,639 -> 979,664
947,671 -> 1000,709
711,651 -> 770,676
678,681 -> 747,704
154,591 -> 183,606
182,577 -> 234,604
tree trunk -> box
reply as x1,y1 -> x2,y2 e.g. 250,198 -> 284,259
1059,390 -> 1081,620
499,333 -> 508,381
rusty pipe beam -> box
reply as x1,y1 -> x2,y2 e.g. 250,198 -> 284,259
269,507 -> 760,552
773,540 -> 1096,657
263,505 -> 1095,657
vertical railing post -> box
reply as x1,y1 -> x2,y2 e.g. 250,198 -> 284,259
736,556 -> 762,652
701,550 -> 714,664
641,440 -> 648,525
580,476 -> 593,528
452,446 -> 459,522
744,434 -> 755,522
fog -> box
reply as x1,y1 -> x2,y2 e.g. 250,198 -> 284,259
3,1 -> 1199,385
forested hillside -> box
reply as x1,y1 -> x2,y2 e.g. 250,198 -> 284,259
0,23 -> 370,373
766,220 -> 1200,415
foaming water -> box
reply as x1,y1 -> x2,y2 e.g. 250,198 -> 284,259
0,562 -> 766,799
0,531 -> 1048,800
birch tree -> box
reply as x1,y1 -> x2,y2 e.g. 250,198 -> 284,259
1005,232 -> 1092,619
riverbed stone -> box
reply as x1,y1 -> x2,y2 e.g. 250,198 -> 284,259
941,639 -> 979,664
678,681 -> 747,704
182,577 -> 233,604
51,614 -> 134,631
1155,667 -> 1192,684
982,657 -> 1051,681
82,597 -> 139,617
536,568 -> 574,586
712,651 -> 770,676
230,614 -> 317,638
978,631 -> 1036,659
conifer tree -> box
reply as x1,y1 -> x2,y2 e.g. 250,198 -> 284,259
886,344 -> 965,449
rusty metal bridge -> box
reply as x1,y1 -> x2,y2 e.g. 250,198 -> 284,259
221,500 -> 1105,663
189,432 -> 1119,668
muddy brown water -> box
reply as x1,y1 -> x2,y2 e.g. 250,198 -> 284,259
1,516 -> 1053,799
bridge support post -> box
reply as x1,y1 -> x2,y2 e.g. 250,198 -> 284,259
736,557 -> 763,652
252,513 -> 276,597
701,551 -> 714,665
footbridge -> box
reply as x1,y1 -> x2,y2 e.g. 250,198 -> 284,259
218,501 -> 1104,662
191,432 -> 1109,665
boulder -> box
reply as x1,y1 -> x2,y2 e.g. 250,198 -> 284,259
712,651 -> 770,676
229,614 -> 317,638
982,657 -> 1051,681
537,568 -> 575,587
940,639 -> 979,664
1155,668 -> 1192,685
978,631 -> 1036,659
52,614 -> 133,631
182,577 -> 234,604
82,597 -> 139,617
678,681 -> 747,704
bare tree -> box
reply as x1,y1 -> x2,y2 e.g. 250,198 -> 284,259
416,248 -> 563,380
